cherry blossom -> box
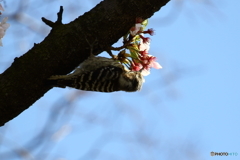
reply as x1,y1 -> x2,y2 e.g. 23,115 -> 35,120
139,40 -> 150,52
0,17 -> 10,46
130,23 -> 142,36
139,35 -> 150,44
115,18 -> 162,77
142,28 -> 154,36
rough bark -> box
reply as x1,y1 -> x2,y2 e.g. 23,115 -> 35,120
0,0 -> 170,126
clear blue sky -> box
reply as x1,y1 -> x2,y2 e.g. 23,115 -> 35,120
0,0 -> 239,160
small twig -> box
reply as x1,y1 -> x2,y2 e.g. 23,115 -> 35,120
41,17 -> 54,27
109,40 -> 132,51
56,6 -> 63,25
41,6 -> 63,27
106,50 -> 118,60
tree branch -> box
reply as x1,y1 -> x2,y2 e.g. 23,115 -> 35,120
42,6 -> 63,27
0,0 -> 170,126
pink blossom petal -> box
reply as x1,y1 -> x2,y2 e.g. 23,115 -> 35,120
0,27 -> 5,38
139,50 -> 148,56
0,4 -> 4,12
131,61 -> 143,71
130,23 -> 142,36
0,17 -> 10,46
132,65 -> 141,71
151,62 -> 162,69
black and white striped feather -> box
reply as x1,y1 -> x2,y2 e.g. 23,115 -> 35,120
48,56 -> 144,92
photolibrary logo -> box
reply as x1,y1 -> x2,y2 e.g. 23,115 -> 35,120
210,151 -> 238,156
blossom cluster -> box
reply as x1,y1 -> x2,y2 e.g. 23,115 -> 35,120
115,18 -> 162,76
0,3 -> 10,46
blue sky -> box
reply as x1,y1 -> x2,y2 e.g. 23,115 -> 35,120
0,0 -> 239,160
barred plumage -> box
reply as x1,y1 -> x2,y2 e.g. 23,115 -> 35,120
48,56 -> 144,92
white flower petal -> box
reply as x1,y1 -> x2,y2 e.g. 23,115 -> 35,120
2,17 -> 8,24
139,39 -> 150,52
2,23 -> 10,31
141,69 -> 150,76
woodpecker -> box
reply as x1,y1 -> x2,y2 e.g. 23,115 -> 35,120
48,56 -> 144,92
